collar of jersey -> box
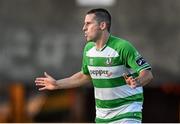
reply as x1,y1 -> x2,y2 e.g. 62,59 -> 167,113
95,34 -> 111,52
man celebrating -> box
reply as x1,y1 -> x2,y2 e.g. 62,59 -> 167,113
35,8 -> 153,123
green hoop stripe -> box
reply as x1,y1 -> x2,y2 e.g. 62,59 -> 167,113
96,93 -> 143,108
92,73 -> 139,88
95,112 -> 142,123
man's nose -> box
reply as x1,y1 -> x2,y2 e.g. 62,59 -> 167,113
82,25 -> 86,31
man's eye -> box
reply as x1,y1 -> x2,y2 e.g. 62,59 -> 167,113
86,22 -> 91,25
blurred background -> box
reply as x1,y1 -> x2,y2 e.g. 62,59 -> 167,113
0,0 -> 180,123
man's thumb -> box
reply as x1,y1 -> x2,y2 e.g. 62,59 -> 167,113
44,72 -> 53,79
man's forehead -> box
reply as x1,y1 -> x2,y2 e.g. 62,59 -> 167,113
84,14 -> 96,21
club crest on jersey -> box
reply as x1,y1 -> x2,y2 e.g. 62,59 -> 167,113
106,57 -> 112,65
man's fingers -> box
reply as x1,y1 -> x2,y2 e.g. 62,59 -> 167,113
123,73 -> 129,79
123,73 -> 137,88
39,87 -> 47,91
35,77 -> 46,81
35,82 -> 45,86
35,80 -> 44,84
123,73 -> 130,85
126,81 -> 131,85
123,73 -> 133,82
128,76 -> 133,80
130,83 -> 137,89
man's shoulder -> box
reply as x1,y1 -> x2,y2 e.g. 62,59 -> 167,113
110,35 -> 132,47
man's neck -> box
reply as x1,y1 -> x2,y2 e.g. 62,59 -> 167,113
95,31 -> 110,50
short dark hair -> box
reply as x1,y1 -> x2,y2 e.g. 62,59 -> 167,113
87,8 -> 111,32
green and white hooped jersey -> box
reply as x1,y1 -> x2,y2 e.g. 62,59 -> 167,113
81,35 -> 151,123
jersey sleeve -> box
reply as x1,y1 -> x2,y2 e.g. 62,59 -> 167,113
123,42 -> 151,73
81,44 -> 90,75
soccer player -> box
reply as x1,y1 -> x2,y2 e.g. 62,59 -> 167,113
35,8 -> 153,123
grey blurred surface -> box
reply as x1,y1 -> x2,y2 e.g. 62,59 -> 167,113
0,0 -> 180,85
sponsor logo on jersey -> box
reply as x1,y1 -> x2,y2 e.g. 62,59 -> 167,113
136,57 -> 146,66
89,70 -> 112,77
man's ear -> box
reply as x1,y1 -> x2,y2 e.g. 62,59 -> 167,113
100,22 -> 107,30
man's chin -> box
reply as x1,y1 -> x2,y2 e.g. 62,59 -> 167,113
86,38 -> 91,42
86,40 -> 90,42
86,38 -> 94,42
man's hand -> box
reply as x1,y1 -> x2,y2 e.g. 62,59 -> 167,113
123,73 -> 140,89
35,72 -> 57,91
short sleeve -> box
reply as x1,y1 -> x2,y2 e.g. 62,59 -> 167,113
81,44 -> 90,75
123,42 -> 151,73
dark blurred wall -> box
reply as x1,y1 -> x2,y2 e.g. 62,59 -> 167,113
0,0 -> 180,85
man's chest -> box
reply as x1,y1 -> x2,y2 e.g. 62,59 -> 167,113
86,46 -> 122,66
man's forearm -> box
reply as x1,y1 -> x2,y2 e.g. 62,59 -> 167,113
137,70 -> 153,87
56,72 -> 91,89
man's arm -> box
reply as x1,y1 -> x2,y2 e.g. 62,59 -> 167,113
123,69 -> 153,88
136,69 -> 153,87
35,72 -> 91,91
